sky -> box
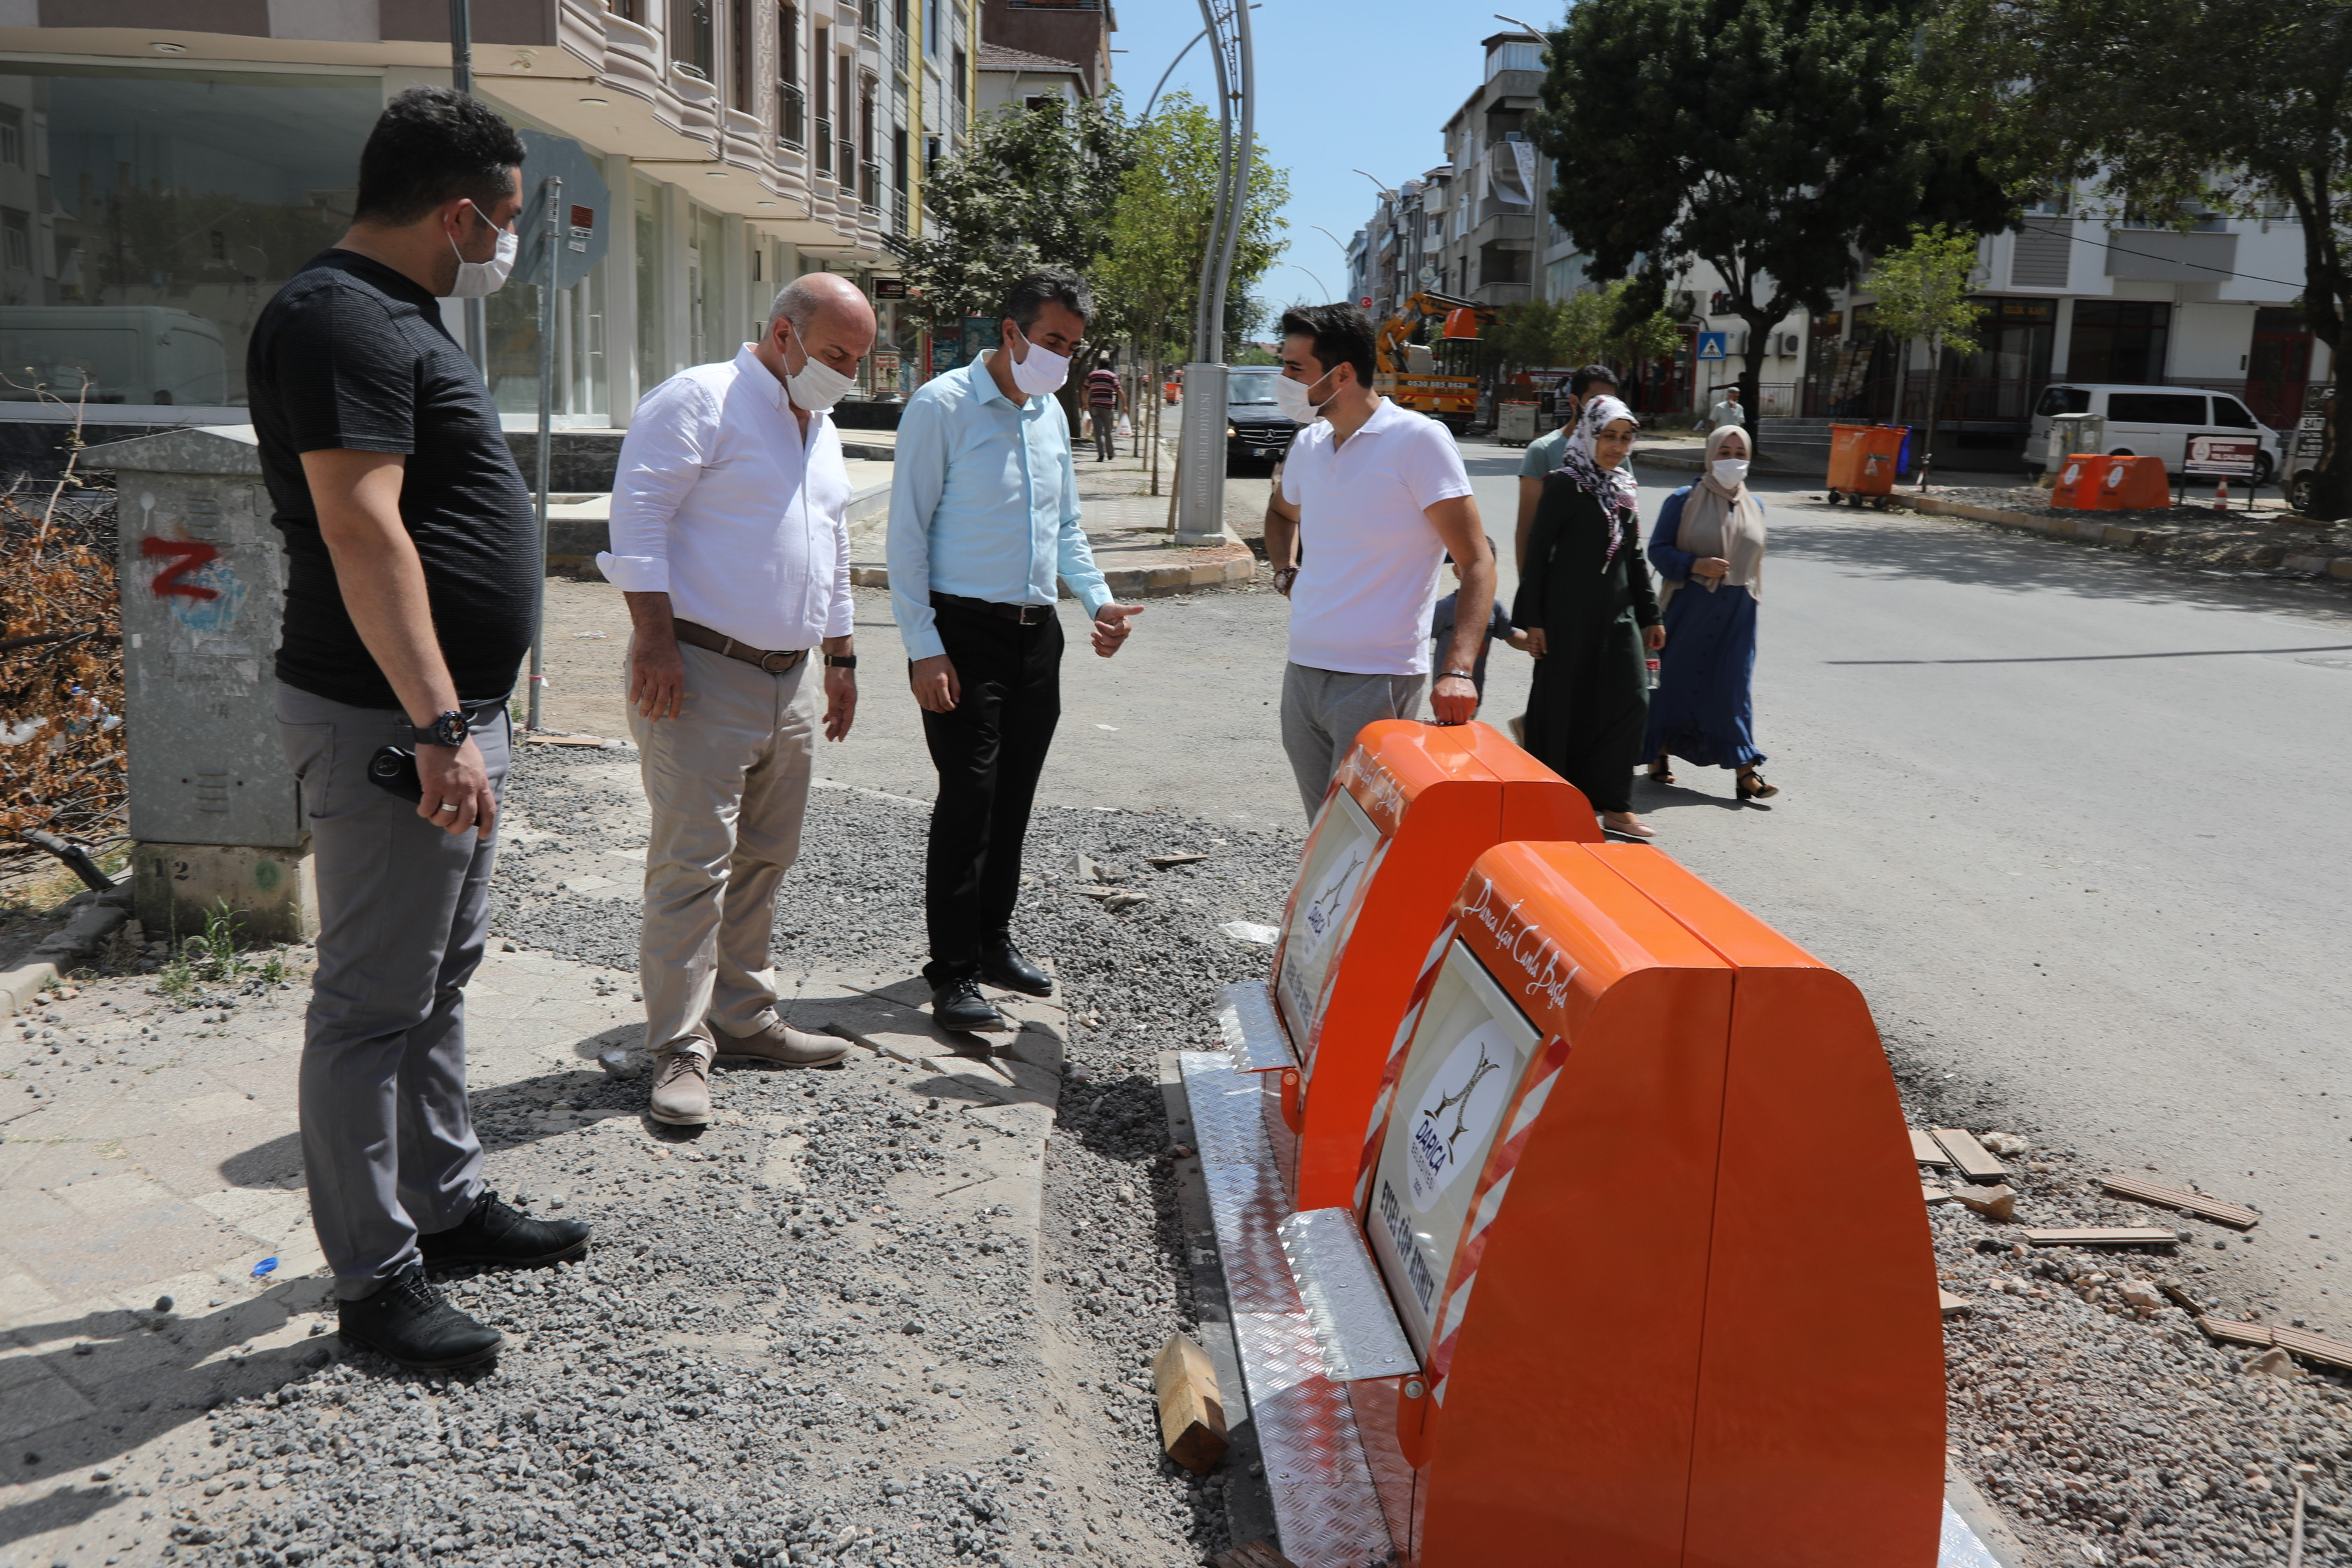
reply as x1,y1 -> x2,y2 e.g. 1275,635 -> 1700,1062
1106,0 -> 1558,326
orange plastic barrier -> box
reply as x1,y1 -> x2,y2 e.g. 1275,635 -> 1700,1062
1826,424 -> 1903,496
2094,454 -> 2169,510
1340,841 -> 1943,1566
2049,452 -> 2113,509
1262,720 -> 1596,1210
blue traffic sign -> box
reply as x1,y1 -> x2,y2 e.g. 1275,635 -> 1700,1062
1697,331 -> 1727,361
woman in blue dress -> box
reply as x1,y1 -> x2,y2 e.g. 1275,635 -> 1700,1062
1644,424 -> 1779,801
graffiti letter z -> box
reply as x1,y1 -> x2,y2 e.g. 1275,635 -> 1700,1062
142,537 -> 220,601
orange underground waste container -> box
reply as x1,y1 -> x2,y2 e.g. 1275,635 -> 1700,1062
2095,454 -> 2170,510
2050,452 -> 2114,510
1826,424 -> 1905,507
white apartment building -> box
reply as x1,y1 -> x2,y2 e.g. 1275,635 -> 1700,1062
0,0 -> 981,456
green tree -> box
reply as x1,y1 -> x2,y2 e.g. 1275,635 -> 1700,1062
1921,0 -> 2352,517
898,95 -> 1137,328
1533,0 -> 2012,458
1865,225 -> 1987,486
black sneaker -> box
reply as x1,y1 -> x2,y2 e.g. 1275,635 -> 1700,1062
419,1189 -> 592,1270
979,936 -> 1053,997
338,1263 -> 503,1371
930,976 -> 1004,1033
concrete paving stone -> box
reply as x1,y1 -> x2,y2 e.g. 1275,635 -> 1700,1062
4,1141 -> 122,1195
0,1363 -> 98,1443
0,1266 -> 61,1324
0,1183 -> 79,1236
52,1170 -> 178,1220
190,1185 -> 305,1235
167,1088 -> 280,1126
125,1112 -> 302,1198
8,1199 -> 252,1303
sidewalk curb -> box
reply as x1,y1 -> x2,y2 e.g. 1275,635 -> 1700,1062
1,883 -> 134,1013
848,539 -> 1259,598
1882,491 -> 2352,578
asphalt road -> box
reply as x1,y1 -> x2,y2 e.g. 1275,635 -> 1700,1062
538,433 -> 2352,1326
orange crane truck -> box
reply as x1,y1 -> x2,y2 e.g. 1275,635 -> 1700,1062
1373,290 -> 1496,433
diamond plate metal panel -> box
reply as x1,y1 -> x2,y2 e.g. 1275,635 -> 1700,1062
1938,1501 -> 2003,1568
1216,979 -> 1297,1073
1182,1051 -> 1395,1568
1279,1208 -> 1419,1382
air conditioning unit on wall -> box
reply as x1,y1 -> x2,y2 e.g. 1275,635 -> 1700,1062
1776,332 -> 1802,356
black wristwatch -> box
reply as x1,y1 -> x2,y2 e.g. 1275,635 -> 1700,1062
416,710 -> 468,748
823,654 -> 858,670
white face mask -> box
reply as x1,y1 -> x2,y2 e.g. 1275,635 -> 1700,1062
1007,323 -> 1072,396
1273,365 -> 1336,423
783,330 -> 855,412
1710,458 -> 1750,489
444,214 -> 516,299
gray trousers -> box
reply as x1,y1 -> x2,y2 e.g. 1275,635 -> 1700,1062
626,640 -> 818,1056
1279,662 -> 1428,820
276,682 -> 508,1300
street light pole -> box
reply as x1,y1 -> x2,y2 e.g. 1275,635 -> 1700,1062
449,0 -> 486,375
1174,0 -> 1253,545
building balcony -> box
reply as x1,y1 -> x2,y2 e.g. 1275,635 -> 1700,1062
1468,211 -> 1536,249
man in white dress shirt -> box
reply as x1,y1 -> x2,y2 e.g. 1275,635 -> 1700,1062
595,272 -> 876,1126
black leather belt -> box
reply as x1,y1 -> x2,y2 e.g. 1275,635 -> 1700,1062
672,618 -> 808,673
931,592 -> 1053,626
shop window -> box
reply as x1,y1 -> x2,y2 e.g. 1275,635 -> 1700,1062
0,64 -> 376,408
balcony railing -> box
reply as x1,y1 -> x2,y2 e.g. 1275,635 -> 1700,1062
777,83 -> 805,148
861,0 -> 880,37
815,117 -> 833,174
891,188 -> 908,235
862,161 -> 881,213
893,27 -> 908,71
840,140 -> 858,186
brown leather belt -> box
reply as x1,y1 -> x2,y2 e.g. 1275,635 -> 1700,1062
672,619 -> 808,673
931,591 -> 1053,626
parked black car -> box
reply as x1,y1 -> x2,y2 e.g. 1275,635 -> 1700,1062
1225,366 -> 1300,470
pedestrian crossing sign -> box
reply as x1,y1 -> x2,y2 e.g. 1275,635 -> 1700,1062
1697,332 -> 1727,361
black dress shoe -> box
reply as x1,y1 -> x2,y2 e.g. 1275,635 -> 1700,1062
338,1263 -> 504,1371
419,1189 -> 592,1270
930,976 -> 1004,1032
979,937 -> 1054,997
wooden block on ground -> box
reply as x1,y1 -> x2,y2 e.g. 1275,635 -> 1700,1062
1152,1331 -> 1229,1476
2022,1226 -> 2177,1247
2198,1315 -> 2274,1349
1940,1290 -> 1973,1316
1932,1128 -> 2008,1182
1952,1183 -> 2017,1222
1911,1129 -> 1954,1165
2101,1172 -> 2262,1230
1924,1183 -> 1957,1205
2272,1326 -> 2352,1371
1210,1546 -> 1298,1568
1144,852 -> 1211,869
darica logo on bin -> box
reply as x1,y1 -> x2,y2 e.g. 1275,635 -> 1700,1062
1406,1023 -> 1513,1210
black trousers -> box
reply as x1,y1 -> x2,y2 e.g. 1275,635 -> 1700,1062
919,601 -> 1063,984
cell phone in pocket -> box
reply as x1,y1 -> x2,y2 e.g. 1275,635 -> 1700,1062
368,746 -> 424,804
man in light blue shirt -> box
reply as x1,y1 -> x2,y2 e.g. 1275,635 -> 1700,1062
886,267 -> 1143,1032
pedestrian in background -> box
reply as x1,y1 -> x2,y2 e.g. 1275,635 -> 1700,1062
595,274 -> 875,1127
1705,384 -> 1744,434
1645,423 -> 1777,800
887,268 -> 1145,1034
1516,363 -> 1618,570
1263,302 -> 1492,820
252,86 -> 588,1371
1513,395 -> 1664,838
1084,352 -> 1124,463
1430,536 -> 1532,700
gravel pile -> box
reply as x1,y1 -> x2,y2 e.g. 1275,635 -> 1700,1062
1891,1047 -> 2352,1566
155,742 -> 1303,1567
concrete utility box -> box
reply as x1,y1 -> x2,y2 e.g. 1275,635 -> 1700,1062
85,425 -> 314,944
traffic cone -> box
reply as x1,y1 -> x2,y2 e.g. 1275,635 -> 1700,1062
2214,477 -> 2230,510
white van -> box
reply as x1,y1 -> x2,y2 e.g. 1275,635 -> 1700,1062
2024,383 -> 2285,486
0,306 -> 227,407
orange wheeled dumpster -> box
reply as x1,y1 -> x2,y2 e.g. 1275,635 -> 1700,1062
2094,454 -> 2169,510
1826,424 -> 1905,507
2049,452 -> 2113,509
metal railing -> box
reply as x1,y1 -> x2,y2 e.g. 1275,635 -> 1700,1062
862,160 -> 881,214
814,117 -> 833,174
777,83 -> 805,148
860,0 -> 880,36
839,140 -> 858,187
890,188 -> 908,235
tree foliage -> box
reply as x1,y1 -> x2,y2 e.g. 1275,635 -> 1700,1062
1534,0 -> 2011,453
1095,92 -> 1290,363
897,95 -> 1138,328
1921,0 -> 2352,514
1867,224 -> 1988,481
1481,281 -> 1684,374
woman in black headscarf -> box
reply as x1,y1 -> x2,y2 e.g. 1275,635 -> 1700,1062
1512,395 -> 1665,838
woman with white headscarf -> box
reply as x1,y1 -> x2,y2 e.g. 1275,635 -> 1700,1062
1512,395 -> 1665,838
1644,423 -> 1777,800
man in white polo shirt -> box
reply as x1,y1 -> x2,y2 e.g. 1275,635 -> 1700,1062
596,271 -> 875,1126
1263,302 -> 1495,819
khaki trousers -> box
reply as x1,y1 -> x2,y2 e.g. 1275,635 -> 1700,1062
628,640 -> 819,1055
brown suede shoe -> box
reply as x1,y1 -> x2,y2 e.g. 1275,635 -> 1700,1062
648,1046 -> 713,1126
709,1016 -> 850,1068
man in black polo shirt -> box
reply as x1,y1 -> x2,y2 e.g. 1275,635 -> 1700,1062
252,86 -> 589,1371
